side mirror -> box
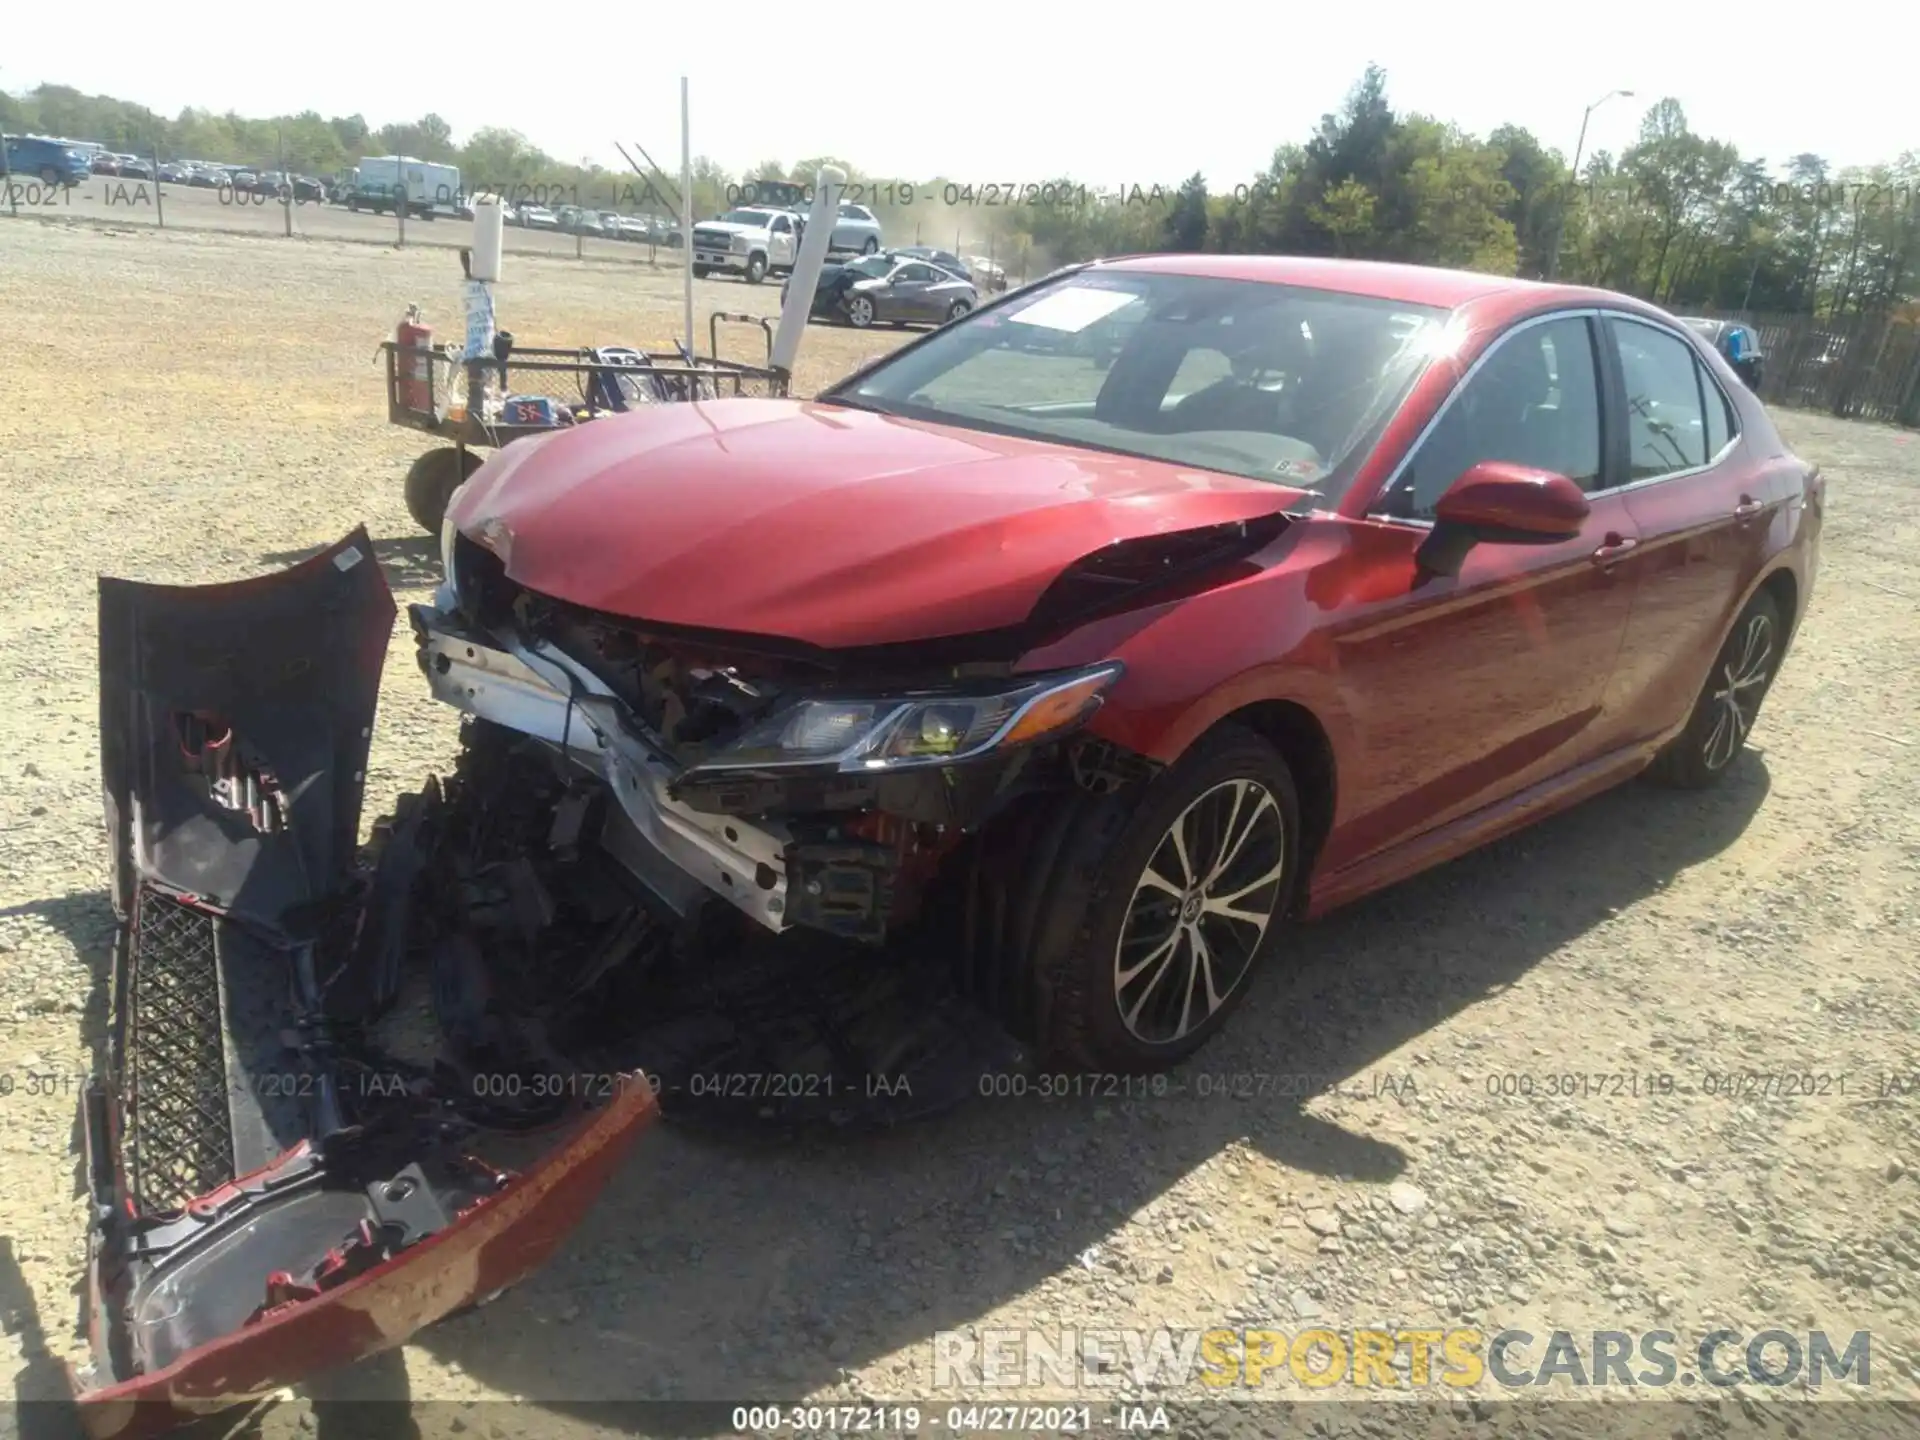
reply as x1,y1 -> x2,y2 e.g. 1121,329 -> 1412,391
1416,461 -> 1590,578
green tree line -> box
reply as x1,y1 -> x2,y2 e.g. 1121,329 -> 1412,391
6,70 -> 1915,321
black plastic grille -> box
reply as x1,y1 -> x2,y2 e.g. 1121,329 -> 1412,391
124,890 -> 234,1212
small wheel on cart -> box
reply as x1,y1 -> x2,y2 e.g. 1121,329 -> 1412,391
404,446 -> 484,535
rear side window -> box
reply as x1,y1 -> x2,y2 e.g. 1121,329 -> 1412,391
1609,318 -> 1708,480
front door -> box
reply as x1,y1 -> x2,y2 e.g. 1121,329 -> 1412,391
769,213 -> 797,267
887,262 -> 943,322
1326,310 -> 1642,870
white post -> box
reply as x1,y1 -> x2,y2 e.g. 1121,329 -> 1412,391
770,166 -> 846,376
681,77 -> 695,358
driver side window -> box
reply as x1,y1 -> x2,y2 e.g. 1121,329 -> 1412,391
1382,315 -> 1603,521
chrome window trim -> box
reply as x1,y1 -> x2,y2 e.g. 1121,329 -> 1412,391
1365,307 -> 1602,524
1599,311 -> 1741,491
1365,306 -> 1740,530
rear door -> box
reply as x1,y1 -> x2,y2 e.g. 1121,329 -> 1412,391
1598,312 -> 1779,741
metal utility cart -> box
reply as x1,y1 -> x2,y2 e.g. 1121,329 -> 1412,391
382,310 -> 790,533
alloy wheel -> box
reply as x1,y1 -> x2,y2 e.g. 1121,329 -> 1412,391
1703,611 -> 1774,771
848,296 -> 875,327
1113,779 -> 1286,1045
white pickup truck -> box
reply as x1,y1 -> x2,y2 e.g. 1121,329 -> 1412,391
689,206 -> 801,285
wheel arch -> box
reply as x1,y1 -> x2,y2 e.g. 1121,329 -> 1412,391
1160,699 -> 1338,907
1755,564 -> 1799,640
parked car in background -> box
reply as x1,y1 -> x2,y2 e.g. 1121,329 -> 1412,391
156,161 -> 189,184
640,216 -> 683,247
969,255 -> 1010,291
691,206 -> 801,284
116,155 -> 152,180
518,203 -> 559,230
91,151 -> 119,175
554,205 -> 605,236
830,200 -> 883,254
1678,317 -> 1766,392
891,245 -> 973,281
3,134 -> 94,187
784,251 -> 977,328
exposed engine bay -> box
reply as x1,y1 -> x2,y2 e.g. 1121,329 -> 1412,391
429,524 -> 1162,945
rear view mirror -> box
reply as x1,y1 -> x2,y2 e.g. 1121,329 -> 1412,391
1418,461 -> 1590,577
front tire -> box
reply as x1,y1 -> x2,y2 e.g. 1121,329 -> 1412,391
691,264 -> 711,279
744,252 -> 767,285
404,446 -> 483,535
1648,590 -> 1783,789
963,725 -> 1301,1072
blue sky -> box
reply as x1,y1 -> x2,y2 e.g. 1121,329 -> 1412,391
4,1 -> 1905,181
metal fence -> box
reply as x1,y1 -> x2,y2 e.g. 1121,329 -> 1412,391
1687,305 -> 1920,428
0,165 -> 690,272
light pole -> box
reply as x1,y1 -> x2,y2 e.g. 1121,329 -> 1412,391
1546,88 -> 1634,281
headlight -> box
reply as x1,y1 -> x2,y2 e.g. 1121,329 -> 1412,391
685,663 -> 1124,775
732,235 -> 750,253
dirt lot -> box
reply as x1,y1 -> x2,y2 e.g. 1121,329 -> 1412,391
2,221 -> 1918,1439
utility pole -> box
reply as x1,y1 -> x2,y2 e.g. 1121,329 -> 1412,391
1546,88 -> 1634,282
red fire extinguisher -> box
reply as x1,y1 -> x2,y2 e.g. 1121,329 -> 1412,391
396,305 -> 433,414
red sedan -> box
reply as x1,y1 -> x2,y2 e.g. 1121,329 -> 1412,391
86,254 -> 1818,1429
430,253 -> 1820,1069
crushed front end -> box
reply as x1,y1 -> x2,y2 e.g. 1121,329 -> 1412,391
422,522 -> 1141,952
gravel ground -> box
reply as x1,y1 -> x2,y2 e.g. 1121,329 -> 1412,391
2,222 -> 1918,1440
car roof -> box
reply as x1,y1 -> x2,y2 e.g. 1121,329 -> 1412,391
1089,253 -> 1619,310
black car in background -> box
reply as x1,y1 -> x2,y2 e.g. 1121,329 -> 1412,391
1679,317 -> 1765,392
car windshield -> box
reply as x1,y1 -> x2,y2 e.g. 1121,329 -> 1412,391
719,209 -> 776,226
821,269 -> 1449,498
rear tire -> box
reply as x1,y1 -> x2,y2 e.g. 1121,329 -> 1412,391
846,294 -> 876,329
404,446 -> 483,535
945,299 -> 972,323
1647,590 -> 1783,789
862,236 -> 879,254
960,724 -> 1301,1072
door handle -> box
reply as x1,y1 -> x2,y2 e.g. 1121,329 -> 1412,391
1591,534 -> 1639,564
1733,496 -> 1764,523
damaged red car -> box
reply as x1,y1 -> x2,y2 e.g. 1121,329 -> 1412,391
82,254 -> 1820,1431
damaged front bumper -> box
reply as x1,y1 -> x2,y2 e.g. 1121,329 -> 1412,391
80,530 -> 658,1438
412,604 -> 795,933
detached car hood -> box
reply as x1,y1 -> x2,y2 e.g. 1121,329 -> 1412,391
446,398 -> 1296,647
